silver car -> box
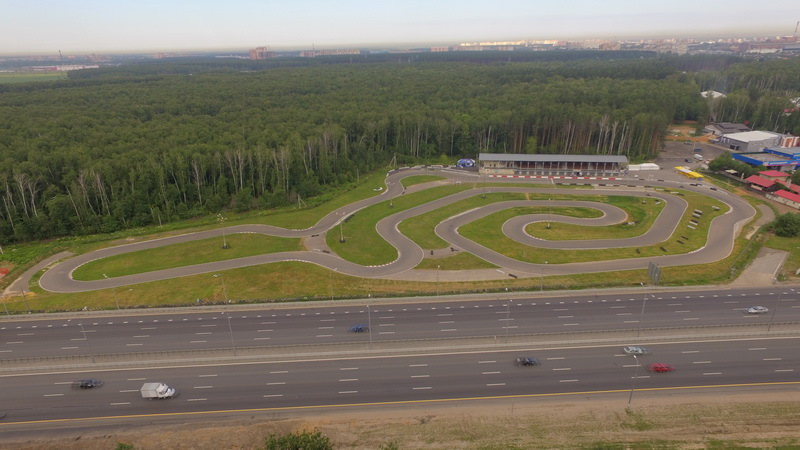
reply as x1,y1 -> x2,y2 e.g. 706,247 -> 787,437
622,346 -> 649,355
745,306 -> 768,314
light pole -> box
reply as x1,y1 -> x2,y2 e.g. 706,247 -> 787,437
214,273 -> 228,303
103,274 -> 120,310
339,220 -> 345,243
2,299 -> 8,315
436,265 -> 440,296
329,269 -> 335,301
627,354 -> 640,410
540,261 -> 548,291
20,288 -> 30,314
637,294 -> 652,338
217,213 -> 229,249
367,305 -> 373,348
225,312 -> 236,356
80,323 -> 95,363
769,287 -> 794,332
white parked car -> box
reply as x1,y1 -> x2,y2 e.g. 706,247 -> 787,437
745,306 -> 769,314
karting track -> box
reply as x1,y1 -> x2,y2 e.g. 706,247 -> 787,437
38,169 -> 756,293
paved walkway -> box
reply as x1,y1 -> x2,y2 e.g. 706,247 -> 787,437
1,251 -> 73,298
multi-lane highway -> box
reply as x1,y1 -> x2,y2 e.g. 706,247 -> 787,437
1,336 -> 798,427
1,287 -> 798,359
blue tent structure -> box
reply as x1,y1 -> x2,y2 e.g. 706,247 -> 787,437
456,158 -> 475,168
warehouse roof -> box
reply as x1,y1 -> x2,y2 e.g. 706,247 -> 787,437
722,131 -> 780,142
478,153 -> 627,163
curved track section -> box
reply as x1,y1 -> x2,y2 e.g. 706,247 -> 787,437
38,169 -> 756,292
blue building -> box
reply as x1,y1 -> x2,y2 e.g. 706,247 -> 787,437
732,147 -> 800,171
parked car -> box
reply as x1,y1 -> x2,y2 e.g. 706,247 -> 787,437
646,363 -> 675,373
745,306 -> 769,314
72,379 -> 104,389
622,346 -> 649,355
514,357 -> 541,367
348,324 -> 369,333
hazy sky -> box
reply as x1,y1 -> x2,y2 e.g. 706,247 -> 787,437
2,0 -> 799,55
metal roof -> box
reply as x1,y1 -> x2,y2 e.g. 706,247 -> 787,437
722,131 -> 780,142
479,153 -> 627,163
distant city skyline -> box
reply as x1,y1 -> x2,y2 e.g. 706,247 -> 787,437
2,0 -> 798,55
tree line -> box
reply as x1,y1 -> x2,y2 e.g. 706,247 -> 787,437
0,52 -> 796,243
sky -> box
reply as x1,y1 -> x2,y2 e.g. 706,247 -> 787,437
2,0 -> 799,55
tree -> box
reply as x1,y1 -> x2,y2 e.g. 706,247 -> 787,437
774,213 -> 800,238
264,429 -> 333,450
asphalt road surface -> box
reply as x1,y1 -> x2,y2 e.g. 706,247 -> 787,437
37,169 -> 756,292
2,287 -> 797,360
1,337 -> 797,431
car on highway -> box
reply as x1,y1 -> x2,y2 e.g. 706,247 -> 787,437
72,379 -> 104,389
514,357 -> 541,367
622,346 -> 649,355
348,324 -> 369,333
646,363 -> 675,373
745,306 -> 769,314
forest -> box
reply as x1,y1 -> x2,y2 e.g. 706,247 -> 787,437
0,51 -> 798,243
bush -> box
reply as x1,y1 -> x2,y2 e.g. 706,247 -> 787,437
774,212 -> 800,237
264,429 -> 333,450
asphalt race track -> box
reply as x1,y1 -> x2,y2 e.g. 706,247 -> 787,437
37,169 -> 756,293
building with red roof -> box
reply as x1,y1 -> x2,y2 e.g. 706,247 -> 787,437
744,175 -> 779,192
768,189 -> 800,209
758,170 -> 791,180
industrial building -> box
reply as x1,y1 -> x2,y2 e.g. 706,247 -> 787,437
718,131 -> 782,152
478,153 -> 627,179
732,147 -> 800,171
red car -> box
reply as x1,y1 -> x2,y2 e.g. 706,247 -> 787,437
646,363 -> 675,373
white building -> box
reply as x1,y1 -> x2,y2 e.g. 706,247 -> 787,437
718,131 -> 782,152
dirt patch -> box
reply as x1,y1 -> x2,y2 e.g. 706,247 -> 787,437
7,390 -> 800,449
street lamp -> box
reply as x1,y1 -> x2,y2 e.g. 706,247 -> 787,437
79,323 -> 95,363
103,274 -> 120,310
637,294 -> 653,338
436,265 -> 440,296
225,312 -> 236,356
367,304 -> 373,348
339,219 -> 346,243
769,287 -> 795,332
20,288 -> 31,314
217,213 -> 229,249
540,261 -> 548,291
213,273 -> 228,303
627,354 -> 640,410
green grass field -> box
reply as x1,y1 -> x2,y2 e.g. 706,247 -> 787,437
71,233 -> 303,280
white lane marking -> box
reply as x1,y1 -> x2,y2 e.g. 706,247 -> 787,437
128,378 -> 146,381
559,379 -> 579,383
316,335 -> 333,338
110,402 -> 131,405
339,391 -> 358,394
775,369 -> 794,372
187,398 -> 207,402
17,333 -> 34,336
441,329 -> 457,332
317,326 -> 334,329
195,332 -> 212,335
703,372 -> 722,375
320,319 -> 335,322
199,374 -> 218,377
201,324 -> 217,327
763,358 -> 782,361
552,368 -> 572,371
557,316 -> 574,319
411,375 -> 429,378
270,371 -> 288,374
190,340 -> 207,343
439,321 -> 455,324
412,387 -> 432,390
125,343 -> 143,347
339,379 -> 358,382
61,346 -> 79,350
379,331 -> 395,335
409,364 -> 428,367
267,382 -> 286,385
133,335 -> 150,338
623,364 -> 642,368
119,390 -> 139,393
486,383 -> 506,386
54,381 -> 73,385
693,361 -> 712,364
194,386 -> 213,389
5,341 -> 23,344
563,323 -> 579,326
683,318 -> 699,321
257,329 -> 273,332
263,394 -> 283,398
140,327 -> 156,330
254,337 -> 271,340
617,313 -> 632,316
44,394 -> 64,397
682,350 -> 700,353
749,348 -> 767,351
479,361 -> 496,364
547,357 -> 565,360
339,367 -> 358,371
482,371 -> 501,375
623,321 -> 639,323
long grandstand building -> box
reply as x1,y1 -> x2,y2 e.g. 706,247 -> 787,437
478,153 -> 628,179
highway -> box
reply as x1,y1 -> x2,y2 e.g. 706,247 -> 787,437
2,287 -> 798,360
1,337 -> 798,428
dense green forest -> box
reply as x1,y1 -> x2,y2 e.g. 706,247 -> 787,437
0,52 -> 798,243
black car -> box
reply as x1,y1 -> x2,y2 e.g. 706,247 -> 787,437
515,357 -> 541,367
72,379 -> 104,389
348,324 -> 369,333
